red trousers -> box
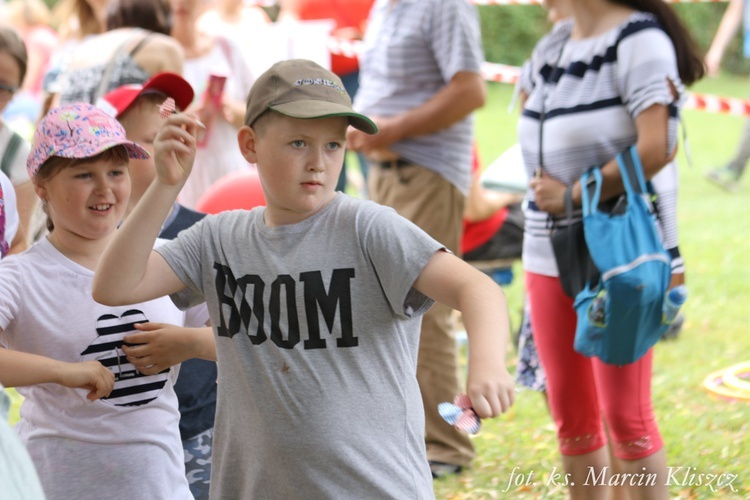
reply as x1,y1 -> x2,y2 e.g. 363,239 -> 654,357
525,272 -> 664,460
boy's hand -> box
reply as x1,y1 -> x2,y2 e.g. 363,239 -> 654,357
122,323 -> 215,375
466,364 -> 516,419
58,361 -> 116,401
153,113 -> 201,187
412,252 -> 517,419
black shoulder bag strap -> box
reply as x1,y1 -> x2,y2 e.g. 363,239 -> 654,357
537,37 -> 570,227
539,36 -> 601,296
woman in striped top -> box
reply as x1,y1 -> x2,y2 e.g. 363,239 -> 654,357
517,0 -> 704,497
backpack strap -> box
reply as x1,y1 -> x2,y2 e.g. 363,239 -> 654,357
616,146 -> 649,197
93,28 -> 148,103
1,131 -> 23,178
128,31 -> 154,57
581,166 -> 603,218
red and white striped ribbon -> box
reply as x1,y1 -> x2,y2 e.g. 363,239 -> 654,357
685,93 -> 750,117
471,0 -> 727,4
481,61 -> 522,85
478,61 -> 750,116
327,41 -> 750,117
246,0 -> 727,5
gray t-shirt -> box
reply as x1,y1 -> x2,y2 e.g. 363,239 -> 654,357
156,194 -> 442,499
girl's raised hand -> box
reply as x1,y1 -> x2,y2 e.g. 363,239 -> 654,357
153,113 -> 202,187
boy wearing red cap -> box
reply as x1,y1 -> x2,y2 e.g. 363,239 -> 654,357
98,72 -> 203,235
100,73 -> 218,500
94,59 -> 515,499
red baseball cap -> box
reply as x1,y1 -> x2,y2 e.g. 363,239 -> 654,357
97,72 -> 195,118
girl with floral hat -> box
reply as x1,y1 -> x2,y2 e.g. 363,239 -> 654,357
0,102 -> 212,499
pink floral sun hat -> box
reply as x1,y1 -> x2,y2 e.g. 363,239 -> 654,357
27,103 -> 150,180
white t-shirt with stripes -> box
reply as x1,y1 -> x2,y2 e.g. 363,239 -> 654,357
0,238 -> 208,499
518,13 -> 684,277
353,0 -> 484,195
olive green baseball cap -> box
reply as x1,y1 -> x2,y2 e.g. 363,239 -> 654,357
244,59 -> 378,135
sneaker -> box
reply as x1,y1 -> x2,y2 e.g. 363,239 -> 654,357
705,166 -> 741,192
429,461 -> 463,479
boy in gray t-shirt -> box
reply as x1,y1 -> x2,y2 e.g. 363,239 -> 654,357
93,59 -> 516,499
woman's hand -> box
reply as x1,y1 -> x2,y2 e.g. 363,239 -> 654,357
530,171 -> 567,215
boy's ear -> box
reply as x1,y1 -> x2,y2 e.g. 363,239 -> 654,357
237,125 -> 259,164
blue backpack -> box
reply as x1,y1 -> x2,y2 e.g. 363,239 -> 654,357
573,146 -> 671,365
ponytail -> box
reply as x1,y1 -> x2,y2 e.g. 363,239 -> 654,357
611,0 -> 705,85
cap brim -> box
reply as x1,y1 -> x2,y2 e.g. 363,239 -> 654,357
142,72 -> 195,112
57,139 -> 150,162
271,100 -> 378,135
97,87 -> 140,118
122,141 -> 150,160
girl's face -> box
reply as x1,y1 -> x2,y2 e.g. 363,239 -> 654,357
36,157 -> 131,241
0,50 -> 21,115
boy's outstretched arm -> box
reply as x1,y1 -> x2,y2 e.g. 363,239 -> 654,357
93,113 -> 202,306
413,251 -> 516,418
0,345 -> 115,400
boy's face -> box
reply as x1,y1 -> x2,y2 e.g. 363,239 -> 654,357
119,103 -> 162,215
239,113 -> 347,227
0,50 -> 21,115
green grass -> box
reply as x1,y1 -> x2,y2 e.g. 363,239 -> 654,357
6,76 -> 750,499
431,76 -> 750,499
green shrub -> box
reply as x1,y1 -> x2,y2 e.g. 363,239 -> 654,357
478,6 -> 551,67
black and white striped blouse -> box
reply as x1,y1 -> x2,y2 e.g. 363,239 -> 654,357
518,13 -> 684,277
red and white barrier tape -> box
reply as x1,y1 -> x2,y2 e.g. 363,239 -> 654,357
482,62 -> 750,116
326,39 -> 750,117
470,0 -> 727,4
685,93 -> 750,116
481,61 -> 522,85
479,61 -> 750,117
247,0 -> 727,5
326,37 -> 362,59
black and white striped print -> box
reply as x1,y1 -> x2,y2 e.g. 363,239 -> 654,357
80,310 -> 170,407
